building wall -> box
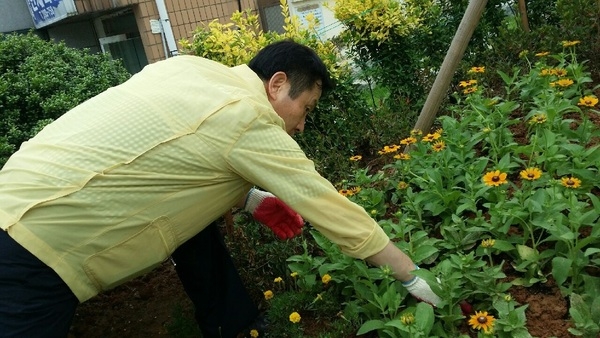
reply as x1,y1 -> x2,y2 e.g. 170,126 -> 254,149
0,0 -> 35,33
73,0 -> 258,64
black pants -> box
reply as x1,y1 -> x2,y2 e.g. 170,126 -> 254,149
0,230 -> 79,338
0,223 -> 256,338
172,222 -> 259,338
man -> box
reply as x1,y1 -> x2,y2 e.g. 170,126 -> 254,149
0,40 -> 440,338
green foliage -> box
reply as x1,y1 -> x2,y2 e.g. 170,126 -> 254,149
265,48 -> 599,336
0,32 -> 130,167
484,0 -> 600,84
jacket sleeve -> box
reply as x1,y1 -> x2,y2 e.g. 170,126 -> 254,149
224,102 -> 389,259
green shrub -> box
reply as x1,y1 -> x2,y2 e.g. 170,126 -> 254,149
0,32 -> 130,167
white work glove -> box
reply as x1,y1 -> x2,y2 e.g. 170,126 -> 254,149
244,188 -> 304,240
402,266 -> 441,306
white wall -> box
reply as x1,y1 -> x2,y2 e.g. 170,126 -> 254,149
0,0 -> 35,33
288,0 -> 344,40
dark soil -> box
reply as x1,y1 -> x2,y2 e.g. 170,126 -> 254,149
69,241 -> 576,338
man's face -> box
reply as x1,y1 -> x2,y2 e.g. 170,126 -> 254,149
269,77 -> 322,136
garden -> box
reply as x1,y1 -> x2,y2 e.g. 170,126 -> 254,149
1,0 -> 599,337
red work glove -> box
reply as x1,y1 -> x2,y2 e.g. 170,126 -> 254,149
244,188 -> 304,240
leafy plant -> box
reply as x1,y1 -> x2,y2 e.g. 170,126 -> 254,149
0,32 -> 130,167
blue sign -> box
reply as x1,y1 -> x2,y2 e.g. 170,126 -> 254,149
26,0 -> 77,28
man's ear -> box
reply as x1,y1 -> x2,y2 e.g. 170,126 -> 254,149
265,71 -> 288,100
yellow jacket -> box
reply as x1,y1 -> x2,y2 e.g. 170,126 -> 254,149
0,55 -> 389,302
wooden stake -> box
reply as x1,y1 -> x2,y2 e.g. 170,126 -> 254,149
410,0 -> 488,137
518,0 -> 530,32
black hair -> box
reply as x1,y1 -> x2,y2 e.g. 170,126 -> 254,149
248,39 -> 334,99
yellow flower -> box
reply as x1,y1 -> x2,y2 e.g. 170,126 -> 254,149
322,274 -> 332,284
289,312 -> 301,323
535,51 -> 549,57
468,311 -> 496,333
338,189 -> 354,197
410,129 -> 423,137
432,140 -> 446,152
481,238 -> 495,248
577,96 -> 599,107
393,153 -> 411,160
518,49 -> 529,58
263,290 -> 274,300
459,79 -> 477,87
529,113 -> 547,124
378,144 -> 400,154
349,155 -> 362,161
422,133 -> 440,142
250,329 -> 259,337
562,40 -> 581,47
482,170 -> 508,187
561,176 -> 582,189
290,272 -> 298,278
550,78 -> 574,87
520,167 -> 542,181
434,128 -> 443,135
274,277 -> 283,283
553,68 -> 567,77
463,86 -> 478,94
400,313 -> 415,325
400,136 -> 417,145
469,66 -> 485,73
397,181 -> 409,190
350,186 -> 361,194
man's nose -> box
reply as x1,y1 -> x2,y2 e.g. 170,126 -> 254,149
296,119 -> 305,133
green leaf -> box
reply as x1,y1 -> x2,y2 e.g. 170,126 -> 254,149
357,319 -> 386,335
584,248 -> 600,257
552,257 -> 573,286
413,245 -> 439,263
491,239 -> 515,252
414,302 -> 434,335
516,244 -> 537,261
